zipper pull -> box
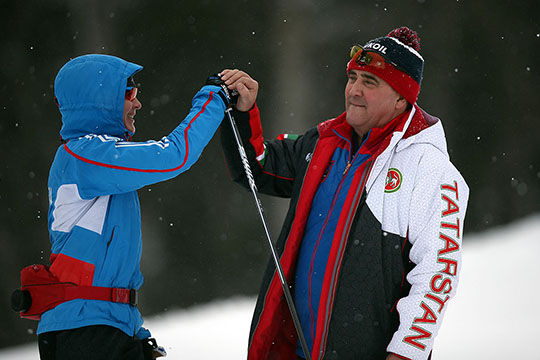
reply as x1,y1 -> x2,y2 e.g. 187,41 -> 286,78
343,161 -> 351,175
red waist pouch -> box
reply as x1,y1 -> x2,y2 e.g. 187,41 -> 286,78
11,264 -> 137,321
11,264 -> 75,320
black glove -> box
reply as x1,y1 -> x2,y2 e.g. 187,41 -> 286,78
206,74 -> 239,107
141,337 -> 167,359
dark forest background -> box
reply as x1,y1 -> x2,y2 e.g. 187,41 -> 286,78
1,0 -> 539,349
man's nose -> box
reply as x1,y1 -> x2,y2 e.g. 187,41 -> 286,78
134,98 -> 142,110
349,81 -> 364,97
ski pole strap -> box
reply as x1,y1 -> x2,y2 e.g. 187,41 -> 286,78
64,286 -> 138,306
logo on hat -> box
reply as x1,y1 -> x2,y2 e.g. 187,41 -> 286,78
385,168 -> 402,193
365,42 -> 388,54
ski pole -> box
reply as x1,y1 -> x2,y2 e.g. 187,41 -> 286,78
225,107 -> 312,360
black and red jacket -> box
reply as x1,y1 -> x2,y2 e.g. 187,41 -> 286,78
221,104 -> 469,360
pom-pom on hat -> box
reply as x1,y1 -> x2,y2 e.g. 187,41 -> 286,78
347,26 -> 424,104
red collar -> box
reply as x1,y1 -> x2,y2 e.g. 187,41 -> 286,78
318,109 -> 413,156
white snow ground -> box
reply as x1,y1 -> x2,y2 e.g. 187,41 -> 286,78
1,215 -> 539,359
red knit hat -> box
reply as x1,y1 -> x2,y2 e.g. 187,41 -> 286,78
347,27 -> 424,104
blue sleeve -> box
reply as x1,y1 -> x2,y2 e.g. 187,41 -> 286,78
136,327 -> 151,340
56,85 -> 226,198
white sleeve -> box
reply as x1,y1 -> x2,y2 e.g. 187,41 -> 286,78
387,151 -> 469,360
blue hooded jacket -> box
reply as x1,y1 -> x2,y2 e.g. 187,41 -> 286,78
40,54 -> 226,337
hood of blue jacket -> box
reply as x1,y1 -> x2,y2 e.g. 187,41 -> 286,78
55,54 -> 143,140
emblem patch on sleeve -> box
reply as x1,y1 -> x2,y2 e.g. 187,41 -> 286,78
385,168 -> 402,193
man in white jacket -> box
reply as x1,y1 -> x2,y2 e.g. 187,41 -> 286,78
220,26 -> 469,360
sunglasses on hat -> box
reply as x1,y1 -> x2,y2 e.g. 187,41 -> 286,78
350,45 -> 395,70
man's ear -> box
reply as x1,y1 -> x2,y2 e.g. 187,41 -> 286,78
396,95 -> 408,111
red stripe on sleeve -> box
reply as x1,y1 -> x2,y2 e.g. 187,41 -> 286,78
178,91 -> 214,169
63,92 -> 215,173
63,144 -> 182,173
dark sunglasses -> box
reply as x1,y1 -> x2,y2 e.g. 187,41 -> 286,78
125,87 -> 138,101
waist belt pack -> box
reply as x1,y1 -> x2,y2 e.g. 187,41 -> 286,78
11,264 -> 138,320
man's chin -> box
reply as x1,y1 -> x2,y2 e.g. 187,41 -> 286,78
346,108 -> 365,124
124,120 -> 136,134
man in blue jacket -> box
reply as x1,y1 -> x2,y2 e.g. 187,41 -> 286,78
38,54 -> 230,359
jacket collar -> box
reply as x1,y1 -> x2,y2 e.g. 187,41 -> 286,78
318,108 -> 413,157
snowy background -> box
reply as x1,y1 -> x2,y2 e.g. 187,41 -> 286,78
1,214 -> 538,359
